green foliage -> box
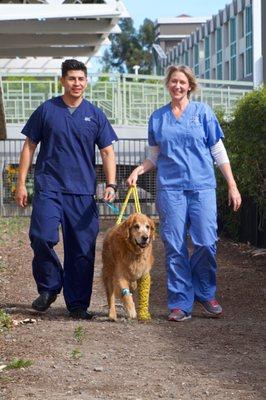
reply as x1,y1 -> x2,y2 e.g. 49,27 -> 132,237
4,358 -> 33,370
0,309 -> 13,332
73,325 -> 86,343
216,86 -> 266,239
0,259 -> 6,272
229,86 -> 266,212
0,217 -> 29,244
4,164 -> 34,204
102,18 -> 155,74
70,349 -> 83,360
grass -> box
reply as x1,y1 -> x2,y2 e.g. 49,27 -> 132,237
70,349 -> 83,360
0,309 -> 13,332
0,217 -> 29,244
4,358 -> 34,370
73,325 -> 86,343
0,258 -> 6,272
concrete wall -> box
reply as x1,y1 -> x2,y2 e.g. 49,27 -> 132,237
5,124 -> 148,140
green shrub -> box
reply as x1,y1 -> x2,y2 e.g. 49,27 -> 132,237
216,86 -> 266,240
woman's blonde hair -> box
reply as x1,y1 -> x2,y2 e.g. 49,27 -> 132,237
165,65 -> 198,97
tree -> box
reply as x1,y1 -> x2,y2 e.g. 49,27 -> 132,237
102,18 -> 155,74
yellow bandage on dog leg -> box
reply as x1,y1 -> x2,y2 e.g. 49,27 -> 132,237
137,273 -> 151,321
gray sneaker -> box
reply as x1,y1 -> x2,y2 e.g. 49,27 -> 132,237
197,299 -> 223,317
168,308 -> 191,322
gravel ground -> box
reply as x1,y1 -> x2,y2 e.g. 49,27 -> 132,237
0,217 -> 265,400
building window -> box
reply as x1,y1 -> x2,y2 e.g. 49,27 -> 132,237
183,51 -> 189,66
194,44 -> 199,77
230,17 -> 237,80
216,27 -> 223,79
245,5 -> 253,76
205,36 -> 210,78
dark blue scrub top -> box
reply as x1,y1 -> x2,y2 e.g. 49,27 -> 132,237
148,101 -> 224,191
22,96 -> 118,194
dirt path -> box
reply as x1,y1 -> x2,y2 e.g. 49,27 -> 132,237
0,218 -> 265,400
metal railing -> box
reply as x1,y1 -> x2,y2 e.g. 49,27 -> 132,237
0,73 -> 253,125
0,138 -> 156,217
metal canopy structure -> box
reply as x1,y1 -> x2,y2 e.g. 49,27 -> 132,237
0,0 -> 129,74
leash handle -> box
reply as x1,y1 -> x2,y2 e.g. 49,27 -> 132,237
101,199 -> 120,215
116,186 -> 141,225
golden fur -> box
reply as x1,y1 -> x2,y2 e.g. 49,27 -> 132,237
102,213 -> 155,320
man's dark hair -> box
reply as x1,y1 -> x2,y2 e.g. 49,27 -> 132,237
61,59 -> 87,77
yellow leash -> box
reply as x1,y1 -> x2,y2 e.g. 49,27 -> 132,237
116,185 -> 141,225
116,186 -> 151,321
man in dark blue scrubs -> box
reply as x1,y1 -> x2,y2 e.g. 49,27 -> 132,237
15,59 -> 118,319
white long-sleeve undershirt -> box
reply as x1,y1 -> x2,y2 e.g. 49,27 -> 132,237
147,139 -> 229,166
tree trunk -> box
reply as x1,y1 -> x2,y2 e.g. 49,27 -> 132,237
0,85 -> 7,140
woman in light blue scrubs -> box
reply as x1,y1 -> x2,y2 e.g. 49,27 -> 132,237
127,65 -> 242,322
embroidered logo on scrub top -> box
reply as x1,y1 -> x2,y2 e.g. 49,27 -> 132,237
190,114 -> 201,125
84,116 -> 92,122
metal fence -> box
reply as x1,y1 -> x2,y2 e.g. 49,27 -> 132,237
0,138 -> 156,217
1,73 -> 253,125
1,139 -> 265,247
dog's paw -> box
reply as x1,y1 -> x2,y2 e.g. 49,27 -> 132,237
127,309 -> 137,319
108,311 -> 117,321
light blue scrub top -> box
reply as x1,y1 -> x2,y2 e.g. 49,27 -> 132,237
148,101 -> 224,190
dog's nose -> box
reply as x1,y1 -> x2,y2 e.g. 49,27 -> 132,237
141,235 -> 148,242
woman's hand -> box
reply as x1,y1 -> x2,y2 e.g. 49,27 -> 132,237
126,166 -> 142,187
228,184 -> 242,211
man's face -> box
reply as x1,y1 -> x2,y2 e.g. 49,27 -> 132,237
61,70 -> 87,99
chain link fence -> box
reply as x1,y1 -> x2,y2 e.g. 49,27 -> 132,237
0,139 -> 157,218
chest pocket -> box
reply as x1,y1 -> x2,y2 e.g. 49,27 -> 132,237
76,117 -> 99,142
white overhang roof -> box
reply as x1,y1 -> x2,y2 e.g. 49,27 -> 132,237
0,0 -> 129,73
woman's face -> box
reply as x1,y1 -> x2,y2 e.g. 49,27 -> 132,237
167,71 -> 191,102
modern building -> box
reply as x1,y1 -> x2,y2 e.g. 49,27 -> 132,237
154,15 -> 209,54
159,0 -> 265,86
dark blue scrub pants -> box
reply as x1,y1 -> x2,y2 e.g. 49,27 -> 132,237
29,191 -> 99,312
156,189 -> 218,314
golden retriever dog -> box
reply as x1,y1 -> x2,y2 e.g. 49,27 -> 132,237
102,213 -> 155,321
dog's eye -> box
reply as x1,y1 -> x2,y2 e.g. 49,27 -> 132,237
133,224 -> 140,229
145,225 -> 150,230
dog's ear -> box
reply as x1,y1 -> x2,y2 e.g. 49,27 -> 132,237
148,217 -> 156,239
118,215 -> 133,239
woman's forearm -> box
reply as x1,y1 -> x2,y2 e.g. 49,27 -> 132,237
127,159 -> 156,186
218,162 -> 237,187
134,159 -> 156,176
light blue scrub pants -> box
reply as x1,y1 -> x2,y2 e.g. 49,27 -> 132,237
156,189 -> 218,314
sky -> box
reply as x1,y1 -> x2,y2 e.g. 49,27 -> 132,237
91,0 -> 231,71
123,0 -> 231,28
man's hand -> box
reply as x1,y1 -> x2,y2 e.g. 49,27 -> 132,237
103,187 -> 116,203
15,183 -> 28,207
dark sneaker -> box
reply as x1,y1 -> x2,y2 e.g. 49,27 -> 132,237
32,292 -> 57,312
168,308 -> 191,322
69,309 -> 94,320
197,299 -> 223,317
